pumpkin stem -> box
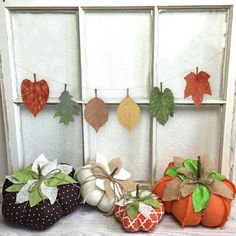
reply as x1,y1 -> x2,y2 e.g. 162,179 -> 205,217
127,88 -> 129,96
37,164 -> 42,178
160,82 -> 163,93
197,156 -> 201,179
64,84 -> 67,91
136,184 -> 139,198
94,89 -> 97,98
33,73 -> 36,83
110,167 -> 118,177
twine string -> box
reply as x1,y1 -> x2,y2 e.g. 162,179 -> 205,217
15,50 -> 223,91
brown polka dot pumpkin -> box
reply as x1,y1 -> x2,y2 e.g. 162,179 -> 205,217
2,167 -> 80,230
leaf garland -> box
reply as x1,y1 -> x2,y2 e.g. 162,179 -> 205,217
116,90 -> 141,132
84,89 -> 109,132
149,84 -> 175,125
184,67 -> 212,110
54,84 -> 80,126
21,73 -> 49,116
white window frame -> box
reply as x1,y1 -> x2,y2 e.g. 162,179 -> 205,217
0,0 -> 236,187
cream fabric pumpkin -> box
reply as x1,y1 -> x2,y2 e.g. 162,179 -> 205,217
74,153 -> 134,213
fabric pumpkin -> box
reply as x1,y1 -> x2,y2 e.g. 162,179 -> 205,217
2,154 -> 80,230
114,187 -> 164,232
152,155 -> 236,227
75,153 -> 135,213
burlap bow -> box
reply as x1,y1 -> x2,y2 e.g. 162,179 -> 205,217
163,155 -> 234,201
91,158 -> 135,198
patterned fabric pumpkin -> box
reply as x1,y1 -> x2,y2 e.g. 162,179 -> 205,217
152,155 -> 236,227
114,186 -> 165,232
2,154 -> 80,230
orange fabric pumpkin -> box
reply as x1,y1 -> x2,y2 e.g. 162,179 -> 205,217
152,156 -> 236,227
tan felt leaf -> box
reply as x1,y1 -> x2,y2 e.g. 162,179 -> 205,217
84,97 -> 109,132
116,95 -> 141,132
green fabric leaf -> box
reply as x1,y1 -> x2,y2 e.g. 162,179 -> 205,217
44,172 -> 77,187
5,183 -> 24,192
126,201 -> 140,219
123,192 -> 132,200
29,183 -> 47,207
212,171 -> 225,181
192,184 -> 211,213
11,165 -> 38,183
183,159 -> 198,176
178,173 -> 186,181
166,166 -> 178,177
143,198 -> 160,208
149,87 -> 175,126
54,89 -> 80,126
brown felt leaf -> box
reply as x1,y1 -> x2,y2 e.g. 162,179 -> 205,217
184,70 -> 212,110
116,95 -> 141,132
84,97 -> 109,132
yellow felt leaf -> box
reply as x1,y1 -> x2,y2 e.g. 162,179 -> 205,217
116,95 -> 141,132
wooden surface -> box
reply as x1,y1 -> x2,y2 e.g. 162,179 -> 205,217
0,201 -> 236,236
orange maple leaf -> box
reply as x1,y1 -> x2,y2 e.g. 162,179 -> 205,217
184,70 -> 212,109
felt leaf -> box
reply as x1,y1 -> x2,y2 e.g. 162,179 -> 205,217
166,166 -> 178,177
44,172 -> 77,187
12,165 -> 38,183
139,202 -> 154,218
57,164 -> 73,175
41,159 -> 58,177
6,175 -> 21,184
16,179 -> 37,204
40,182 -> 58,205
5,183 -> 24,192
95,153 -> 111,174
149,86 -> 175,125
192,184 -> 210,213
54,86 -> 80,126
126,201 -> 140,219
184,70 -> 212,110
143,198 -> 160,208
116,95 -> 141,132
29,183 -> 47,207
84,94 -> 109,132
213,171 -> 225,181
183,159 -> 198,176
123,192 -> 132,200
32,153 -> 49,174
21,74 -> 49,116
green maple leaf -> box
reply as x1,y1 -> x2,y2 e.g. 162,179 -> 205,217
149,87 -> 175,125
54,88 -> 79,126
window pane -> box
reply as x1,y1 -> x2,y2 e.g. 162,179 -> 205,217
157,10 -> 227,99
83,10 -> 152,100
12,12 -> 80,99
20,105 -> 83,168
87,105 -> 150,182
155,105 -> 222,180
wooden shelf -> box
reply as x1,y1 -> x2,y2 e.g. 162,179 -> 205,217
0,202 -> 236,235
